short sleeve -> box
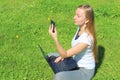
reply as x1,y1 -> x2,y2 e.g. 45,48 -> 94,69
78,33 -> 93,46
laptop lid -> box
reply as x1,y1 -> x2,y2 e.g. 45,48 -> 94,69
38,45 -> 49,61
38,44 -> 63,74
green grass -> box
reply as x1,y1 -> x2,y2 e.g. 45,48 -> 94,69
0,0 -> 120,80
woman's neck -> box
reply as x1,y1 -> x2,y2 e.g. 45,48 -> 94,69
79,27 -> 91,37
78,25 -> 86,36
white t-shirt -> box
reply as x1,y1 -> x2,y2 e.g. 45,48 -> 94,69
71,27 -> 95,69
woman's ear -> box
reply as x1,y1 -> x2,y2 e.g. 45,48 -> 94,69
85,19 -> 89,24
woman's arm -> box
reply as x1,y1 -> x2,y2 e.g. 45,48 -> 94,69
55,39 -> 88,58
49,26 -> 88,58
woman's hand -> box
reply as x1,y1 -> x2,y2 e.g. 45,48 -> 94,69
48,25 -> 57,41
54,56 -> 64,63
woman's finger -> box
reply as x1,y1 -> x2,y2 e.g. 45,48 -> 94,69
54,56 -> 61,63
49,26 -> 52,33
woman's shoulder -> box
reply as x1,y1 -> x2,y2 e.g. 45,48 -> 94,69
79,32 -> 94,43
81,32 -> 93,39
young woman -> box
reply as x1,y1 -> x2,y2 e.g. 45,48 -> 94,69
48,4 -> 97,80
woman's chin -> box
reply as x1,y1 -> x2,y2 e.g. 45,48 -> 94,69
74,23 -> 79,26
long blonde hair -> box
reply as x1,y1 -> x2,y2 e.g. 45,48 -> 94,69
78,4 -> 98,62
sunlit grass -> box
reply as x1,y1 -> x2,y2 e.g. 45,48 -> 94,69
0,0 -> 120,80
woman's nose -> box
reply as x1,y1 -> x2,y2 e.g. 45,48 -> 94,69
73,16 -> 76,20
74,15 -> 77,19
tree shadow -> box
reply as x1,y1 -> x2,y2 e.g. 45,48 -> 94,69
94,45 -> 105,76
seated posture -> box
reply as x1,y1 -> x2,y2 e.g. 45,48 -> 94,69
48,4 -> 97,80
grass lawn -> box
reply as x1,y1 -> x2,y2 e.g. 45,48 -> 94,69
0,0 -> 120,80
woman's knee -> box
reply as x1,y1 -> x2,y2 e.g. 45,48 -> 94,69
53,72 -> 65,80
48,52 -> 59,57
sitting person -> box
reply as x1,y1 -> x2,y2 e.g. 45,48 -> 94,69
48,4 -> 97,80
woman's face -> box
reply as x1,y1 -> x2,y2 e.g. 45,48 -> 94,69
74,8 -> 88,26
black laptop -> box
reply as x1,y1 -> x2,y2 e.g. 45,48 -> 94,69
38,45 -> 58,73
38,45 -> 78,74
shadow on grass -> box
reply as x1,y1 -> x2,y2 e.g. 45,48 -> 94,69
94,45 -> 105,76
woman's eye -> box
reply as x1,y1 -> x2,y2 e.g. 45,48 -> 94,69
77,15 -> 81,18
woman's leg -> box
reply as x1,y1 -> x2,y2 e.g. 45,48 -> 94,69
53,68 -> 95,80
48,53 -> 95,80
48,52 -> 59,57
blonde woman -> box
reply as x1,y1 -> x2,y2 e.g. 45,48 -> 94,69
49,4 -> 97,80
